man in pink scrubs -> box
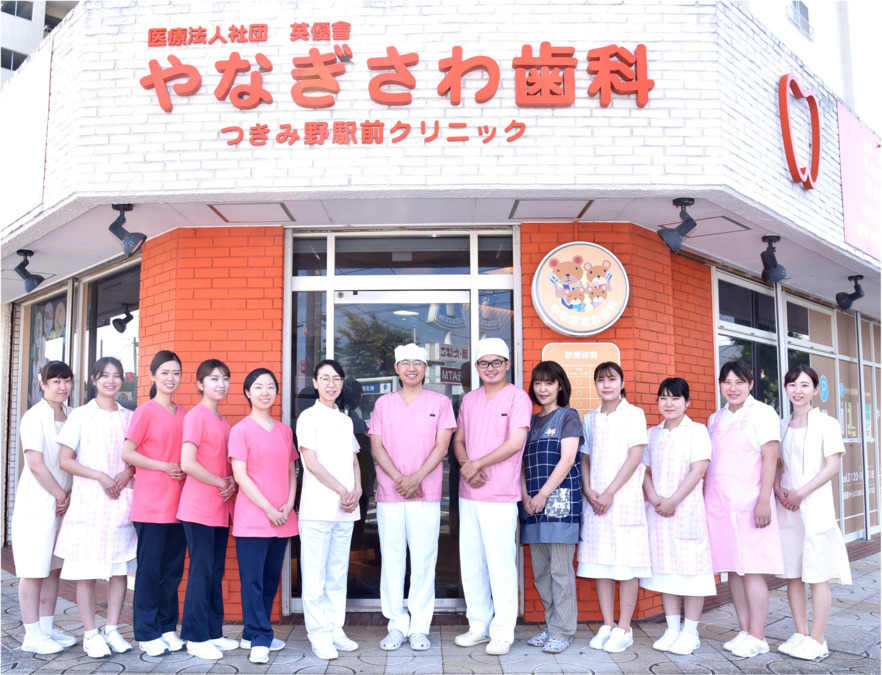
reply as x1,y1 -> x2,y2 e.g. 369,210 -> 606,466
452,338 -> 531,656
369,344 -> 456,652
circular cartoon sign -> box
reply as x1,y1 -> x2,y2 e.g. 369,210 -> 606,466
531,242 -> 630,337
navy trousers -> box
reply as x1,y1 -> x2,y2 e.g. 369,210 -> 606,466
133,522 -> 187,641
236,536 -> 288,648
180,521 -> 229,642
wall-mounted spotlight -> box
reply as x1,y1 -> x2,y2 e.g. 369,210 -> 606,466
835,275 -> 865,310
112,304 -> 134,333
657,198 -> 697,254
14,249 -> 45,293
760,235 -> 787,284
109,204 -> 146,257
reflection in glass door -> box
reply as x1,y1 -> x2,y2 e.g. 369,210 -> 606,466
334,290 -> 472,607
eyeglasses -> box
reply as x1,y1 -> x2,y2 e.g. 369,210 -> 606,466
476,359 -> 507,369
317,375 -> 344,386
398,360 -> 427,368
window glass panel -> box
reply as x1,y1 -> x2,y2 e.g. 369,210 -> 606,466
861,319 -> 873,360
478,236 -> 514,275
718,335 -> 779,412
335,236 -> 469,275
787,303 -> 808,340
718,280 -> 775,332
808,307 -> 833,347
87,267 -> 141,410
839,359 -> 863,535
837,312 -> 858,358
864,364 -> 878,528
27,294 -> 68,407
292,238 -> 327,277
1,1 -> 33,20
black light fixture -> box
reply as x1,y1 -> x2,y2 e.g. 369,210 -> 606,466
760,235 -> 787,284
109,204 -> 146,257
657,198 -> 697,254
14,249 -> 45,292
835,275 -> 865,310
112,304 -> 134,333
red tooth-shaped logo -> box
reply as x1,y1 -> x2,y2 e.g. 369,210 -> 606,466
778,73 -> 821,190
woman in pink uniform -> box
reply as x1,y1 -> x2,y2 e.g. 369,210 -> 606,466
177,359 -> 239,660
640,377 -> 715,656
229,368 -> 298,665
56,357 -> 136,658
704,361 -> 783,658
121,350 -> 187,657
576,362 -> 650,654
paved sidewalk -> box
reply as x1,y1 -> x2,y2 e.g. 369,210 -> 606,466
1,553 -> 878,674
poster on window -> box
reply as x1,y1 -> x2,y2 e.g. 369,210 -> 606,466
28,295 -> 67,407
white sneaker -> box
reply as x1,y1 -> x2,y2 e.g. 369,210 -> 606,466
83,633 -> 111,658
668,630 -> 701,655
161,631 -> 184,651
589,625 -> 613,650
187,640 -> 223,660
311,639 -> 338,660
140,637 -> 170,657
211,636 -> 240,651
454,630 -> 490,647
249,646 -> 270,663
789,636 -> 829,661
731,635 -> 769,658
21,632 -> 64,654
778,632 -> 806,655
485,638 -> 511,655
103,628 -> 133,653
653,628 -> 680,651
332,629 -> 358,652
240,637 -> 285,651
46,627 -> 77,648
603,627 -> 634,653
723,630 -> 749,651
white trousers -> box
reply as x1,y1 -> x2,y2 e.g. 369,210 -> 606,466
458,498 -> 519,642
299,520 -> 353,642
377,501 -> 440,636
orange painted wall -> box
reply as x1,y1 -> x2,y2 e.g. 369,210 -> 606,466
138,226 -> 286,622
519,221 -> 716,622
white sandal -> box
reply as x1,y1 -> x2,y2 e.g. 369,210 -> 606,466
380,629 -> 404,651
409,633 -> 430,651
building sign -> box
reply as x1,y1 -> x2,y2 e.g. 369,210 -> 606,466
531,242 -> 629,337
541,342 -> 621,416
838,102 -> 882,260
138,21 -> 656,148
778,73 -> 821,190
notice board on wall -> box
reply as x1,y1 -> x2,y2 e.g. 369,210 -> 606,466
541,342 -> 621,417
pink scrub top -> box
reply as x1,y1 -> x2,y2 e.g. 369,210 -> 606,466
228,417 -> 299,538
368,389 -> 456,502
457,383 -> 532,502
127,399 -> 187,523
176,403 -> 233,527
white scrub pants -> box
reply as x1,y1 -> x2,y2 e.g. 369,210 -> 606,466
299,520 -> 354,644
459,498 -> 518,643
377,501 -> 440,636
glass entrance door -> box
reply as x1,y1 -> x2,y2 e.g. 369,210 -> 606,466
332,290 -> 471,608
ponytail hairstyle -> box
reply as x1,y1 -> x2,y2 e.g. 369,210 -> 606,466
195,359 -> 231,393
148,349 -> 182,399
593,361 -> 626,399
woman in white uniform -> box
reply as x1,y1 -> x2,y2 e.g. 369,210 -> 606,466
11,361 -> 77,654
774,364 -> 851,662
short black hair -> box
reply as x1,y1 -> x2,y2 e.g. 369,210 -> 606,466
243,368 -> 278,408
784,364 -> 819,387
718,360 -> 753,384
529,361 -> 571,407
657,377 -> 690,401
313,359 -> 345,380
41,360 -> 73,382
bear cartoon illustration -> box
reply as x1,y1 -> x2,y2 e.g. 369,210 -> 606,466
584,260 -> 613,291
549,256 -> 585,298
586,283 -> 608,309
562,286 -> 586,312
